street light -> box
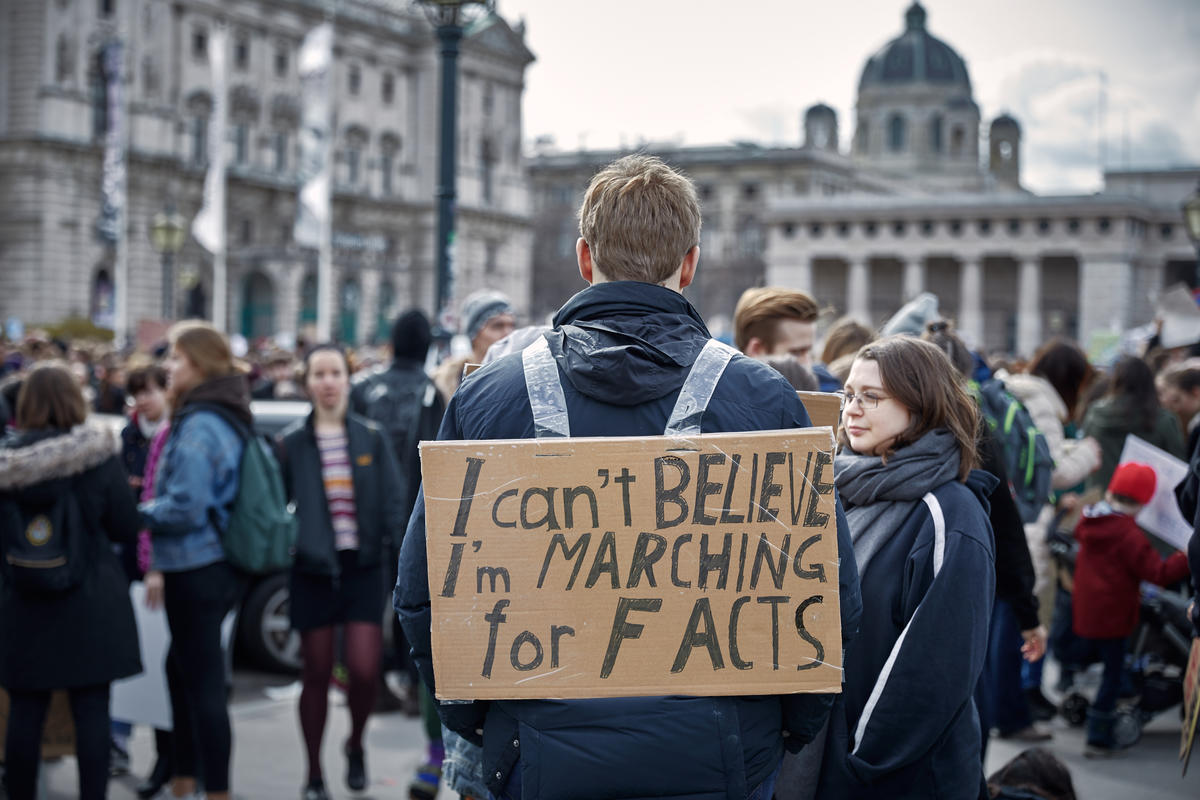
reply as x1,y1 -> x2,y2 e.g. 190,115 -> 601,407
417,0 -> 492,343
150,208 -> 188,320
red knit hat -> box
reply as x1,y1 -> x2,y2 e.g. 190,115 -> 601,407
1108,461 -> 1157,505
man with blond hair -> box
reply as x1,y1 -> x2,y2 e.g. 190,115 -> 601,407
396,155 -> 860,800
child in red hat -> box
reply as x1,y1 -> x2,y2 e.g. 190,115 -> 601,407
1072,460 -> 1190,757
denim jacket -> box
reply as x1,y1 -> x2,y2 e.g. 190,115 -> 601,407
139,408 -> 242,572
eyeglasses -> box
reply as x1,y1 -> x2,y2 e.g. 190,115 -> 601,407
836,390 -> 891,410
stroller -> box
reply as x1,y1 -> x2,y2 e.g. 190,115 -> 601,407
1046,522 -> 1194,748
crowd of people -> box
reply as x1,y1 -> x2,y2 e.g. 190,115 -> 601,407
1,153 -> 1197,800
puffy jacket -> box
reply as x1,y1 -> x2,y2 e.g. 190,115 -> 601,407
817,475 -> 995,800
0,424 -> 142,690
278,411 -> 406,575
1072,502 -> 1189,639
396,281 -> 862,800
140,375 -> 249,572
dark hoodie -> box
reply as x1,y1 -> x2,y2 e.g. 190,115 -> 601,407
396,282 -> 863,800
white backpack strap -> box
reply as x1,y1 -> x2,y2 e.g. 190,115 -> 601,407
522,335 -> 570,439
664,339 -> 738,437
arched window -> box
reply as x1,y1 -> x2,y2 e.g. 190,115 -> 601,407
929,114 -> 943,153
888,114 -> 906,153
951,126 -> 965,157
339,278 -> 360,344
298,273 -> 317,327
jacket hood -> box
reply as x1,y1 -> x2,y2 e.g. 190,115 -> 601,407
997,371 -> 1069,422
548,281 -> 711,406
176,373 -> 253,428
0,423 -> 120,495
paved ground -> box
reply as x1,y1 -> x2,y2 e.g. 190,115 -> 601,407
30,667 -> 1200,799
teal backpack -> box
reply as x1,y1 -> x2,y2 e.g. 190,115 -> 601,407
193,405 -> 297,574
970,378 -> 1055,524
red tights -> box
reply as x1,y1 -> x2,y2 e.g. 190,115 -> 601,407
298,622 -> 381,784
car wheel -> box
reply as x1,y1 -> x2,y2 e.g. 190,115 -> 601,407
238,572 -> 301,673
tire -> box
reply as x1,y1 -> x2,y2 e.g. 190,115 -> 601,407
237,572 -> 301,673
1060,692 -> 1089,727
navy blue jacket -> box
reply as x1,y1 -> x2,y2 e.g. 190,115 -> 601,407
817,473 -> 995,800
396,282 -> 862,799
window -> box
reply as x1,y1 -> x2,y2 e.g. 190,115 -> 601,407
1007,218 -> 1021,235
864,221 -> 878,237
239,219 -> 252,244
742,182 -> 759,200
274,131 -> 288,172
1067,218 -> 1080,234
483,82 -> 494,115
809,222 -> 823,238
348,64 -> 361,96
191,116 -> 208,164
234,124 -> 249,165
274,44 -> 288,77
380,152 -> 393,195
381,72 -> 394,105
89,52 -> 108,141
481,138 -> 495,204
142,55 -> 159,98
1098,217 -> 1111,234
998,141 -> 1014,161
950,126 -> 965,157
485,240 -> 498,275
929,114 -> 943,153
888,114 -> 906,152
783,222 -> 796,238
1161,224 -> 1174,240
892,220 -> 906,237
346,149 -> 360,185
856,121 -> 869,153
977,219 -> 992,236
192,27 -> 208,61
949,219 -> 963,236
56,35 -> 74,84
234,33 -> 249,71
1037,218 -> 1051,235
836,222 -> 850,238
99,0 -> 115,17
920,220 -> 935,236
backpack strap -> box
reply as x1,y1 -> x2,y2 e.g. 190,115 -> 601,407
663,339 -> 738,437
521,335 -> 736,440
522,336 -> 570,439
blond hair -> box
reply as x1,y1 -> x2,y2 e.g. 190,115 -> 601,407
577,154 -> 701,284
733,287 -> 820,352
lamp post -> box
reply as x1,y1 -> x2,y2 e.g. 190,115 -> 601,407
418,0 -> 491,343
150,208 -> 188,320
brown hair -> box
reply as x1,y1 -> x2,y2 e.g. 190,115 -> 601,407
733,287 -> 820,353
821,316 -> 875,365
921,319 -> 974,377
577,154 -> 701,284
838,335 -> 979,481
169,320 -> 236,380
1026,339 -> 1093,422
126,365 -> 168,395
987,747 -> 1077,800
16,361 -> 88,431
1158,361 -> 1200,393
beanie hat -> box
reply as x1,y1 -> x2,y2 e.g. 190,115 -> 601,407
461,290 -> 514,342
1108,461 -> 1157,505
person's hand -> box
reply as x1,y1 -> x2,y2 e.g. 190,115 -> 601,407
128,476 -> 143,490
144,570 -> 164,610
1057,493 -> 1080,514
1020,625 -> 1047,663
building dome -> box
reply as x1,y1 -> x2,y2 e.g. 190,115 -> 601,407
858,3 -> 971,94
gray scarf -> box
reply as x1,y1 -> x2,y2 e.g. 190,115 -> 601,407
835,428 -> 961,576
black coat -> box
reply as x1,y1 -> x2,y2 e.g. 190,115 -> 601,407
0,425 -> 143,690
278,411 -> 407,576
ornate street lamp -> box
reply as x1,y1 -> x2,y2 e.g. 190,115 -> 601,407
150,208 -> 188,320
417,0 -> 492,343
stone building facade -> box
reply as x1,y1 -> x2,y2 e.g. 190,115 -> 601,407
0,0 -> 534,345
529,3 -> 1198,355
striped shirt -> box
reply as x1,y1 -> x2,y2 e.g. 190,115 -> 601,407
316,429 -> 359,551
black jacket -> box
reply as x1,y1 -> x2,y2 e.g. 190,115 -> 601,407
278,411 -> 406,576
1174,437 -> 1200,633
980,430 -> 1039,629
0,424 -> 143,690
395,281 -> 863,799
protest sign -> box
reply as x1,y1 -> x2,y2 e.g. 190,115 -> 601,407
111,582 -> 174,730
1117,435 -> 1192,552
797,391 -> 841,430
1183,638 -> 1200,775
422,428 -> 842,701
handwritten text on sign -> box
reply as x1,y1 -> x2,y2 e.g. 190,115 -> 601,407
421,429 -> 842,700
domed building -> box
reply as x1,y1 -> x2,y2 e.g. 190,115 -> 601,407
854,2 -> 984,191
527,2 -> 1198,356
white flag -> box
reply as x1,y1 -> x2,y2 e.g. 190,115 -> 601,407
192,25 -> 228,255
294,23 -> 333,249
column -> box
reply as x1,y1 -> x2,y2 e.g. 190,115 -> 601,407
902,256 -> 924,300
359,266 -> 381,345
958,257 -> 983,348
1016,257 -> 1041,358
846,258 -> 870,324
1078,259 -> 1133,347
276,261 -> 303,347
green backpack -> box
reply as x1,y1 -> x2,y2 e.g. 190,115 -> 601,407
194,405 -> 297,574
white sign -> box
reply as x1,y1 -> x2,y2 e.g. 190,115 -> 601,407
111,582 -> 173,730
1117,435 -> 1192,552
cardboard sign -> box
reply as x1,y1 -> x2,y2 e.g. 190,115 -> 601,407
797,391 -> 841,431
1117,435 -> 1192,552
1183,638 -> 1200,775
421,428 -> 842,701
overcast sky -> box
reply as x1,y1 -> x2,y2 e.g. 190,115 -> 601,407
494,0 -> 1200,195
